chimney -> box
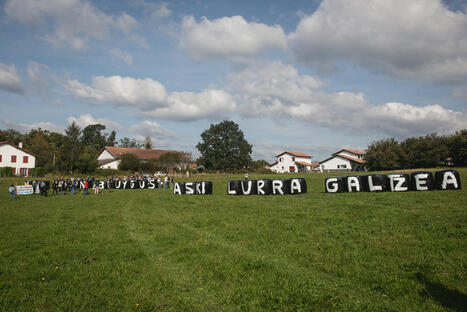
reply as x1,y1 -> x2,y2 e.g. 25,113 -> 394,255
19,142 -> 23,148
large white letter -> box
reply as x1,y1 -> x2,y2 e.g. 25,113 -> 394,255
272,180 -> 284,195
326,178 -> 338,193
347,177 -> 360,192
290,179 -> 301,194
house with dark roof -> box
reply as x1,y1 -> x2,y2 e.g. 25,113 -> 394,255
269,151 -> 313,173
97,146 -> 179,170
0,141 -> 38,176
318,149 -> 366,172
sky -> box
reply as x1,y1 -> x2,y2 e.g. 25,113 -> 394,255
0,0 -> 466,162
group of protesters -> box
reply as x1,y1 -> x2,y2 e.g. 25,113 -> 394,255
8,174 -> 177,199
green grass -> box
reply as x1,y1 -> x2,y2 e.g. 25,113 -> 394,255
0,169 -> 466,311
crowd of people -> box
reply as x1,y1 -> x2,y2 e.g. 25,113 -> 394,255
8,174 -> 176,199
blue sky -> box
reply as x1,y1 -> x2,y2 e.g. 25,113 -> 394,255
0,0 -> 466,162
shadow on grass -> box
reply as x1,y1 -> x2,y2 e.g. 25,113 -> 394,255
415,272 -> 467,312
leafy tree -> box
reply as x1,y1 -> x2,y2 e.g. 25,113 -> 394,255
119,137 -> 142,148
82,124 -> 107,151
400,133 -> 448,169
118,153 -> 140,171
196,120 -> 252,171
27,129 -> 54,167
365,138 -> 403,171
155,152 -> 192,172
0,129 -> 25,144
61,121 -> 82,172
107,130 -> 117,146
144,136 -> 153,149
447,129 -> 467,166
76,147 -> 98,173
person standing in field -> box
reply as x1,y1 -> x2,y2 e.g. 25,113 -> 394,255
40,181 -> 47,197
52,180 -> 58,196
9,184 -> 15,199
94,182 -> 100,195
83,179 -> 88,195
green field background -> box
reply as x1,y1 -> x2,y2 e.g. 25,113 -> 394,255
0,169 -> 466,311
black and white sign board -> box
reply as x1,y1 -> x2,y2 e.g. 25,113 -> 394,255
228,178 -> 307,195
325,170 -> 461,193
173,181 -> 213,195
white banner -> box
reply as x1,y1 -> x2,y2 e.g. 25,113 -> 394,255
17,185 -> 34,195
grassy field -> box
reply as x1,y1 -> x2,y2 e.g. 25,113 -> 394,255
0,169 -> 466,311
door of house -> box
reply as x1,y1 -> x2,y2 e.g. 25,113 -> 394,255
289,166 -> 295,172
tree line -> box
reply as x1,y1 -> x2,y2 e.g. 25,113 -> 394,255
364,130 -> 467,171
0,122 -> 174,175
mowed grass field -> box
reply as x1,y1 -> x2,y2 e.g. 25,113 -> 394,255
0,169 -> 466,311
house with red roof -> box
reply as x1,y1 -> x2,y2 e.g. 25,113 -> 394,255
269,151 -> 313,173
97,146 -> 179,170
0,141 -> 37,176
318,149 -> 366,172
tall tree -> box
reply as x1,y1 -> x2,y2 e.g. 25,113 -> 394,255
107,130 -> 117,147
82,124 -> 107,151
144,136 -> 153,149
365,138 -> 402,171
62,121 -> 82,172
119,137 -> 143,148
27,129 -> 53,167
196,120 -> 252,171
0,129 -> 25,144
447,129 -> 467,166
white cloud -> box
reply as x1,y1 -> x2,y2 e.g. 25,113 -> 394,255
0,63 -> 24,94
3,120 -> 63,133
228,61 -> 467,137
179,15 -> 287,61
64,75 -> 236,121
27,61 -> 50,86
148,89 -> 237,121
115,12 -> 147,47
109,48 -> 133,65
63,75 -> 167,110
66,114 -> 123,132
5,0 -> 145,51
129,120 -> 177,146
150,2 -> 171,20
289,0 -> 467,82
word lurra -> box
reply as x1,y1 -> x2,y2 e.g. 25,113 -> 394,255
325,170 -> 461,193
173,178 -> 308,195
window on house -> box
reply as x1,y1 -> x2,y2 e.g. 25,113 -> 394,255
0,155 -> 2,162
338,164 -> 347,169
23,156 -> 28,163
292,157 -> 295,161
11,155 -> 17,163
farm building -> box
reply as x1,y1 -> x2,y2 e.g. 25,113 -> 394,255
0,141 -> 37,176
269,151 -> 313,173
97,146 -> 179,169
319,149 -> 365,172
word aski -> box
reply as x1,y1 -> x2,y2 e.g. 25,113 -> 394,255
325,170 -> 461,193
173,181 -> 213,195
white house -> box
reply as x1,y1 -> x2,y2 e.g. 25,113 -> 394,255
0,141 -> 37,176
319,149 -> 365,172
269,151 -> 312,173
97,146 -> 179,170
